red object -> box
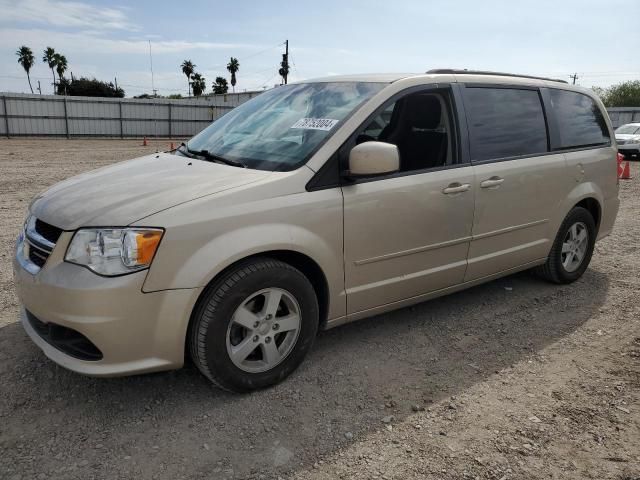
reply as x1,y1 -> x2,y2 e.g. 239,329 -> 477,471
620,159 -> 632,180
170,142 -> 175,150
142,136 -> 148,146
617,152 -> 624,178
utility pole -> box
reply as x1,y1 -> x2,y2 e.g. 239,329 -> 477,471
279,39 -> 289,85
149,40 -> 156,97
114,77 -> 118,91
570,73 -> 579,85
37,80 -> 41,95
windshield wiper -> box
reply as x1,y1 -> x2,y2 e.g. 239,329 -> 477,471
184,144 -> 247,168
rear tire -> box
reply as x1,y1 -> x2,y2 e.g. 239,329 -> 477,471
535,207 -> 596,284
189,257 -> 319,393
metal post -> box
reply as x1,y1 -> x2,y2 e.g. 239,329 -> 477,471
153,101 -> 158,141
119,100 -> 123,139
2,96 -> 9,138
285,39 -> 288,85
63,97 -> 70,139
168,102 -> 172,139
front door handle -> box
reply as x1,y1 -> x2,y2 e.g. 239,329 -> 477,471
442,182 -> 471,194
480,176 -> 505,188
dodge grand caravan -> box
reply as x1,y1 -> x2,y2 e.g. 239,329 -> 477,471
14,70 -> 619,392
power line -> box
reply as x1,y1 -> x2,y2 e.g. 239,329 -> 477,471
204,42 -> 285,71
239,42 -> 285,62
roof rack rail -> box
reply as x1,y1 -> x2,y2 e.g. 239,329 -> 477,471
426,69 -> 568,84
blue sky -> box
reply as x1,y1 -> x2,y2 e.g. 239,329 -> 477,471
1,0 -> 638,97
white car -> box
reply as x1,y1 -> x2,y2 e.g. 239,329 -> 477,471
615,123 -> 640,158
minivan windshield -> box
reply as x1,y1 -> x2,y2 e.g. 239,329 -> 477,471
183,82 -> 386,171
616,125 -> 640,135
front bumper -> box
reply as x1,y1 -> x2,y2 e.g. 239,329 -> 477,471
13,231 -> 201,377
617,142 -> 640,153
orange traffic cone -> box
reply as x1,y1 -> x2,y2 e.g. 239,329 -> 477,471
620,160 -> 632,180
617,153 -> 625,178
169,142 -> 175,150
142,136 -> 148,146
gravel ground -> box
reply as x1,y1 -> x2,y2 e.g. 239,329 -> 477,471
0,139 -> 638,480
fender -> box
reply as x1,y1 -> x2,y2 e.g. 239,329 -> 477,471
149,223 -> 337,288
550,181 -> 604,245
140,184 -> 346,321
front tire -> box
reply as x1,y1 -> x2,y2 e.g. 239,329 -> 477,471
189,257 -> 319,392
535,206 -> 596,284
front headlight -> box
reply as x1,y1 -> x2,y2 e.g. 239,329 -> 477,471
65,228 -> 164,276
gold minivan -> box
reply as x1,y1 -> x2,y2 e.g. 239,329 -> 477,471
14,70 -> 619,392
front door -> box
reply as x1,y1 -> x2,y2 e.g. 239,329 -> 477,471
342,86 -> 475,314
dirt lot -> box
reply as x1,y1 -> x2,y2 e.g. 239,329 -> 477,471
0,139 -> 638,480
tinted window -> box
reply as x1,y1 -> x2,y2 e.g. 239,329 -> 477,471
463,87 -> 548,161
549,89 -> 610,149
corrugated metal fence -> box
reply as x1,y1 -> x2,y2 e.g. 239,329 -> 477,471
1,91 -> 639,137
608,108 -> 640,129
0,91 -> 261,138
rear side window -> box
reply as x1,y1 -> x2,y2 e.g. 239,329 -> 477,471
549,89 -> 610,149
463,87 -> 548,162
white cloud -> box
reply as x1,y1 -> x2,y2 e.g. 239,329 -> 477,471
0,28 -> 258,54
0,0 -> 137,31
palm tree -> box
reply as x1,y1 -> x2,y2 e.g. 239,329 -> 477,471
227,57 -> 240,93
181,60 -> 195,96
213,77 -> 229,94
53,53 -> 67,95
191,73 -> 206,96
53,53 -> 68,83
16,46 -> 35,94
42,47 -> 57,93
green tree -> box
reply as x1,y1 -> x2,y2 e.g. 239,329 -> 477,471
595,80 -> 640,107
53,53 -> 68,82
42,47 -> 57,93
57,77 -> 124,97
16,45 -> 35,94
181,60 -> 195,96
213,76 -> 228,94
191,73 -> 206,96
227,57 -> 240,92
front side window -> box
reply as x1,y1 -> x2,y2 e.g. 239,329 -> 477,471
549,89 -> 610,149
463,87 -> 548,162
355,89 -> 455,172
185,82 -> 385,171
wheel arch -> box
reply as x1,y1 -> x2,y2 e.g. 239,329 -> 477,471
185,250 -> 331,358
574,197 -> 601,232
561,182 -> 604,235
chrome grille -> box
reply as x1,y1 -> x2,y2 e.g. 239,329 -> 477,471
35,218 -> 62,244
23,216 -> 62,271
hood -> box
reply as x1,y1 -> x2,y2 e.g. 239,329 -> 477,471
30,152 -> 270,230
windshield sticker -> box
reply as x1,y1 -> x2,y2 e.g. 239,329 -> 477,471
291,118 -> 339,131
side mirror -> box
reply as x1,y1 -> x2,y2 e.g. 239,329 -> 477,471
346,141 -> 400,178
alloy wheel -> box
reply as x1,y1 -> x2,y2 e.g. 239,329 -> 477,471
225,288 -> 301,373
